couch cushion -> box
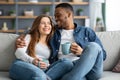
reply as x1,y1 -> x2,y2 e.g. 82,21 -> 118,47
0,72 -> 11,80
0,33 -> 18,71
96,31 -> 120,71
99,71 -> 120,80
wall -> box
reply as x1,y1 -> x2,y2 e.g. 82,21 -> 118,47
0,0 -> 89,33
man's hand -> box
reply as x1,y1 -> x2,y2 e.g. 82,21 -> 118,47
16,34 -> 26,48
70,42 -> 83,55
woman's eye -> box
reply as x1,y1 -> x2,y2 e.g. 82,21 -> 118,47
47,22 -> 51,25
40,22 -> 51,25
40,22 -> 45,25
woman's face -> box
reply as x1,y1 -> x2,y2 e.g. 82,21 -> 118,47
39,17 -> 52,35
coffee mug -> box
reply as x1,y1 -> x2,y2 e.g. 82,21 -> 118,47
38,58 -> 49,70
61,42 -> 71,55
42,58 -> 49,64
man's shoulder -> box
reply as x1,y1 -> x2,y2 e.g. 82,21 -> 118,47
76,25 -> 93,32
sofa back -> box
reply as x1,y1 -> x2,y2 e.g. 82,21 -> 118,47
0,33 -> 18,71
96,31 -> 120,71
0,31 -> 120,71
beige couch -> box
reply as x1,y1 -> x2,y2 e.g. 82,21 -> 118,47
0,31 -> 120,80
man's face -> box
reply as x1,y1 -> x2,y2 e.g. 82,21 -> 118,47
54,7 -> 69,29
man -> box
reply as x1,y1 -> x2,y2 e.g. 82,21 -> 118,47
16,3 -> 106,80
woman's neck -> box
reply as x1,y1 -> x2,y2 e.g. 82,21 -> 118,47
39,35 -> 47,45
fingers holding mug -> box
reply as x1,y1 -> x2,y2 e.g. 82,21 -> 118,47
70,42 -> 83,55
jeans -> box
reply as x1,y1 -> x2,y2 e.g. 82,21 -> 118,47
9,58 -> 73,80
46,58 -> 73,80
61,42 -> 103,80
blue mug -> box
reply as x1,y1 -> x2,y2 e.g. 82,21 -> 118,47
61,42 -> 71,55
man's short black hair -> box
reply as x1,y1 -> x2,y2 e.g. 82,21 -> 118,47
55,3 -> 74,13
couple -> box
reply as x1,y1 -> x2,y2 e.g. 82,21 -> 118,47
9,3 -> 106,80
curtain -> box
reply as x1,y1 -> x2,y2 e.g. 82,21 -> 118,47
89,0 -> 105,31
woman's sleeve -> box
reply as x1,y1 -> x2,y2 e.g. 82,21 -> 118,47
15,34 -> 34,63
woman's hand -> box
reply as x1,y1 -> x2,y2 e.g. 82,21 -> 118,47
16,34 -> 26,48
38,61 -> 48,69
70,42 -> 83,55
32,58 -> 49,69
32,58 -> 41,66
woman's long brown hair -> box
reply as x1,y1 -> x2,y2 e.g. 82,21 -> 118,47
27,14 -> 54,58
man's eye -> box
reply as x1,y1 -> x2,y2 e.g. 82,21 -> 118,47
55,14 -> 61,17
57,15 -> 61,17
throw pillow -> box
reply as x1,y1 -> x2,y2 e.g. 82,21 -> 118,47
112,60 -> 120,72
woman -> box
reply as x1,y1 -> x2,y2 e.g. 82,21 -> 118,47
9,14 -> 73,80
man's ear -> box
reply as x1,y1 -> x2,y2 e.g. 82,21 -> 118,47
68,12 -> 73,18
68,12 -> 71,17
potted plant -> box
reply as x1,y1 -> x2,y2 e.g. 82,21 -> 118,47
77,8 -> 83,16
43,7 -> 50,15
9,10 -> 16,16
95,17 -> 104,31
96,17 -> 102,27
96,17 -> 101,23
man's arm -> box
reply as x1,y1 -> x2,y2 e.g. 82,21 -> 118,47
16,29 -> 31,48
16,33 -> 27,48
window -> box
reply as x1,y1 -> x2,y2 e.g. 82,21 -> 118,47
106,0 -> 120,31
